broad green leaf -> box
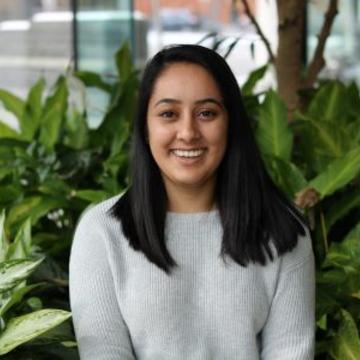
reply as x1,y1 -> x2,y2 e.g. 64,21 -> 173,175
6,196 -> 66,230
243,94 -> 261,119
110,114 -> 131,156
346,82 -> 360,119
0,137 -> 28,149
0,185 -> 22,204
0,122 -> 20,139
344,222 -> 360,242
316,282 -> 340,319
322,237 -> 360,271
64,109 -> 89,149
241,65 -> 268,96
39,77 -> 68,150
115,41 -> 133,81
0,90 -> 24,120
316,268 -> 347,289
316,268 -> 360,312
21,78 -> 46,140
75,70 -> 112,93
91,73 -> 137,148
330,309 -> 360,360
309,147 -> 360,198
32,233 -> 61,249
38,178 -> 71,197
316,339 -> 334,355
317,314 -> 327,331
66,73 -> 86,115
291,118 -> 321,174
308,81 -> 347,122
321,226 -> 360,297
100,177 -> 124,196
27,78 -> 45,114
295,114 -> 355,158
103,152 -> 129,179
0,168 -> 12,181
256,90 -> 293,160
0,211 -> 8,262
324,189 -> 360,230
23,319 -> 74,345
0,283 -> 41,317
346,120 -> 360,144
39,106 -> 63,150
0,309 -> 71,355
27,296 -> 42,311
74,190 -> 109,203
264,155 -> 307,198
6,219 -> 32,260
0,258 -> 43,293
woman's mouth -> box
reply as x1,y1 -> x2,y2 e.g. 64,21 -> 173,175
171,148 -> 206,158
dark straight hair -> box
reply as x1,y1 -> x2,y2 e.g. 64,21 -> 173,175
111,44 -> 306,274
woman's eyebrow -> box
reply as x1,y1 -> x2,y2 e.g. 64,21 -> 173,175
154,98 -> 223,108
195,98 -> 224,108
154,98 -> 181,107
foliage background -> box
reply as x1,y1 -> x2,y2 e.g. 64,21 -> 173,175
0,5 -> 359,356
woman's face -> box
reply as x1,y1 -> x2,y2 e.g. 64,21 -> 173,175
146,62 -> 228,192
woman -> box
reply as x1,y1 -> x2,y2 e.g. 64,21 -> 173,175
69,44 -> 315,359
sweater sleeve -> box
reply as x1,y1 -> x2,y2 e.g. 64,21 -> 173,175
260,230 -> 316,360
69,208 -> 136,360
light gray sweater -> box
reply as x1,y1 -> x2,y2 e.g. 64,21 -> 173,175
69,195 -> 315,360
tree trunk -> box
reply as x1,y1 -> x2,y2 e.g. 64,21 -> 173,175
275,0 -> 306,113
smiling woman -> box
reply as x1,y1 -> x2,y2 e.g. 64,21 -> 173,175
69,44 -> 315,360
146,62 -> 228,212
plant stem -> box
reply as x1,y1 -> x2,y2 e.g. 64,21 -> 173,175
240,0 -> 275,62
302,0 -> 339,89
320,210 -> 328,254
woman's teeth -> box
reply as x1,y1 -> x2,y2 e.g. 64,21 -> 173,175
172,149 -> 205,158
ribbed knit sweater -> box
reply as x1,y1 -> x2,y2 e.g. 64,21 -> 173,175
69,195 -> 315,360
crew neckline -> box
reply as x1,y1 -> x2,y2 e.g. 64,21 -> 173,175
166,208 -> 218,216
166,201 -> 218,214
166,207 -> 219,218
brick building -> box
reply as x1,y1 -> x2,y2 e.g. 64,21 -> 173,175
134,0 -> 256,25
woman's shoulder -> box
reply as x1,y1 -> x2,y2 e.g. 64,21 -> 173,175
74,192 -> 125,234
278,225 -> 314,273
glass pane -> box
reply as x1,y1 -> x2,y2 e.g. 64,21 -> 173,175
76,0 -> 135,74
134,0 -> 277,87
307,0 -> 360,84
0,0 -> 72,96
0,0 -> 72,129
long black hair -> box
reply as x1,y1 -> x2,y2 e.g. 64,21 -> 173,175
111,44 -> 306,274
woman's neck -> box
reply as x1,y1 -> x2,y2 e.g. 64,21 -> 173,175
164,179 -> 217,213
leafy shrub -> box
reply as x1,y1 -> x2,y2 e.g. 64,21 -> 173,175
0,211 -> 72,356
0,43 -> 137,358
0,43 -> 359,359
244,74 -> 360,359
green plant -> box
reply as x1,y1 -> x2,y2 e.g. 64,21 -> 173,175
244,72 -> 360,359
0,42 -> 137,252
1,41 -> 359,359
0,42 -> 137,358
0,210 -> 72,356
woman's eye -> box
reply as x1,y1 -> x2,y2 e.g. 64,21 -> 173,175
199,110 -> 216,119
159,111 -> 175,118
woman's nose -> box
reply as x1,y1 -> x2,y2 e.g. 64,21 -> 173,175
177,114 -> 200,142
